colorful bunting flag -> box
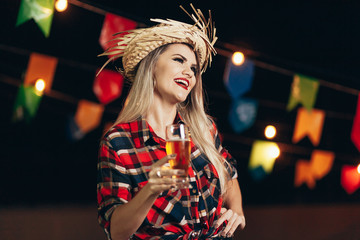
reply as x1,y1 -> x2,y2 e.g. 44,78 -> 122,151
351,94 -> 360,152
229,97 -> 258,133
74,100 -> 104,134
223,58 -> 254,99
248,140 -> 280,180
340,165 -> 360,195
294,150 -> 335,189
13,84 -> 42,123
93,69 -> 124,105
16,0 -> 55,37
24,53 -> 58,92
99,13 -> 137,52
66,114 -> 85,142
287,74 -> 319,112
292,107 -> 325,146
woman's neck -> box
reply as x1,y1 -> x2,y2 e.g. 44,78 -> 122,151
144,100 -> 177,139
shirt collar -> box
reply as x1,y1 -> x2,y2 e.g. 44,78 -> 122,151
130,112 -> 184,148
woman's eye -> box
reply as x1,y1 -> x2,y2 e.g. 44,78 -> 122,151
191,67 -> 197,74
174,58 -> 184,63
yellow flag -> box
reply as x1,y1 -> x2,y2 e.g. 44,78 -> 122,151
248,140 -> 280,173
292,108 -> 325,146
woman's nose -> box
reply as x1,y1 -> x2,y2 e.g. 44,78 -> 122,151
182,65 -> 194,77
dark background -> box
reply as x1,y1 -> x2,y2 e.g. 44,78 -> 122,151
0,0 -> 359,208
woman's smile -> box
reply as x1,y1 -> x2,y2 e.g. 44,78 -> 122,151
174,78 -> 190,90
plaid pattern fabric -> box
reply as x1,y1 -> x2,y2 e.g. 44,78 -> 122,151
97,114 -> 237,239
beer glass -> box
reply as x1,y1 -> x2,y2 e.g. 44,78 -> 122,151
165,124 -> 191,176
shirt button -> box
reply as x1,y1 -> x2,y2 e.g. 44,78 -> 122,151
190,232 -> 198,238
192,189 -> 197,194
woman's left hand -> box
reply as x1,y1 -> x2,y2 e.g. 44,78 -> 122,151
215,207 -> 246,238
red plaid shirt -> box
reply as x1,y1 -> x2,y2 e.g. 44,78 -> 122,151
97,114 -> 237,239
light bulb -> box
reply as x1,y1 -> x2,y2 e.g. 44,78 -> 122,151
268,145 -> 280,159
35,79 -> 46,92
55,0 -> 68,12
232,52 -> 245,65
265,125 -> 277,139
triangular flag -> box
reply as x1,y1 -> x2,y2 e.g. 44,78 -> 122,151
341,165 -> 360,195
287,74 -> 319,112
66,114 -> 85,142
93,69 -> 124,105
248,140 -> 280,180
13,84 -> 42,123
249,165 -> 267,182
310,150 -> 334,179
292,107 -> 325,146
99,13 -> 137,53
351,94 -> 360,152
74,100 -> 104,134
294,150 -> 335,189
24,53 -> 58,92
16,0 -> 55,37
228,97 -> 258,133
294,160 -> 314,188
223,58 -> 254,99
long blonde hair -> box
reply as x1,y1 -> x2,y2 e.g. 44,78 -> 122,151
114,43 -> 230,194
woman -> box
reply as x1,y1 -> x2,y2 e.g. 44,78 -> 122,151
97,5 -> 245,240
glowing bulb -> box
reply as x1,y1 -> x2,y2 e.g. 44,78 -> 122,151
357,164 -> 360,174
265,125 -> 277,139
35,79 -> 46,92
55,0 -> 68,12
267,145 -> 280,159
232,52 -> 245,66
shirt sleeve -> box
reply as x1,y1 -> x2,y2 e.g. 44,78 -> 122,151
211,120 -> 238,179
97,135 -> 133,239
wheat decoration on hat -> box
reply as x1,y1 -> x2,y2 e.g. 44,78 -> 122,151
97,4 -> 218,81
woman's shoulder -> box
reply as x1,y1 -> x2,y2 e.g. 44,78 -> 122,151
101,122 -> 133,149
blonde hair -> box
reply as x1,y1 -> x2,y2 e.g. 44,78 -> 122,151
113,44 -> 230,194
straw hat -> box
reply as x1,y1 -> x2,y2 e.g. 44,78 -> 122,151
98,4 -> 218,81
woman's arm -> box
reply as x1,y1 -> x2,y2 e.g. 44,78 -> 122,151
224,179 -> 245,216
109,154 -> 188,240
109,182 -> 159,240
215,179 -> 246,238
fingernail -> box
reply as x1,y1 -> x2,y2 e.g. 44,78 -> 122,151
169,154 -> 177,158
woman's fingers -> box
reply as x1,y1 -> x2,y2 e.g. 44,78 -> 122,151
147,154 -> 190,195
152,154 -> 177,168
147,176 -> 189,193
215,208 -> 232,228
215,208 -> 246,237
222,212 -> 239,237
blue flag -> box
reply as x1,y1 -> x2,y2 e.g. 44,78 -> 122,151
229,97 -> 258,133
224,58 -> 255,99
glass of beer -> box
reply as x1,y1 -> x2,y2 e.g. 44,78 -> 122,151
165,123 -> 191,177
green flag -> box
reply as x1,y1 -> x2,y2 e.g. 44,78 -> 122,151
287,74 -> 319,112
13,84 -> 43,123
16,0 -> 55,37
